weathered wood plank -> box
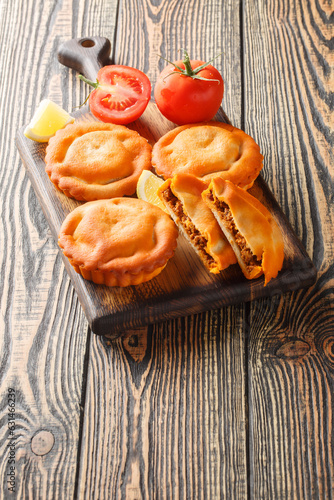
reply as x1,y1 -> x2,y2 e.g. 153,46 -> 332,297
78,310 -> 248,499
76,0 -> 248,497
0,0 -> 117,498
244,0 -> 334,497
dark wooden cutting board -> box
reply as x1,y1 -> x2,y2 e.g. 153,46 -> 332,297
15,37 -> 317,337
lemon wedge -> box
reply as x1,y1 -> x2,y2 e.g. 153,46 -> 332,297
136,170 -> 168,212
24,99 -> 75,142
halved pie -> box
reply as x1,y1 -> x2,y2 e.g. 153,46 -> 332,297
157,174 -> 237,273
58,197 -> 178,287
45,122 -> 152,201
152,121 -> 263,189
202,178 -> 284,284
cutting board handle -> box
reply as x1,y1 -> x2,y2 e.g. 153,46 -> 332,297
57,36 -> 112,80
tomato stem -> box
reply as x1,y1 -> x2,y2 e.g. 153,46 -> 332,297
190,51 -> 223,75
77,75 -> 100,108
182,50 -> 194,76
78,75 -> 100,89
158,49 -> 223,83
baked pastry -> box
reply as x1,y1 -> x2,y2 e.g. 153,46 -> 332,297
58,197 -> 178,287
158,174 -> 237,273
45,122 -> 152,201
202,178 -> 284,284
152,122 -> 263,189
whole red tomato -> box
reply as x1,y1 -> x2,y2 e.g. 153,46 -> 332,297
154,51 -> 224,125
79,65 -> 151,125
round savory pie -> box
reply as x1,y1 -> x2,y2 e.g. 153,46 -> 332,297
45,122 -> 152,201
58,197 -> 178,287
152,122 -> 263,189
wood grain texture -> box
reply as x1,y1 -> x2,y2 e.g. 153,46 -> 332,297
77,310 -> 248,499
243,0 -> 334,498
0,0 -> 117,498
1,0 -> 332,498
76,0 -> 250,497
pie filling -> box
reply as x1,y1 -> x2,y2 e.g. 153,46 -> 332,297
209,193 -> 262,273
161,187 -> 216,270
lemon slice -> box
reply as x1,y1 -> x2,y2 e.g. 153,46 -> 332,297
24,99 -> 75,142
136,170 -> 167,212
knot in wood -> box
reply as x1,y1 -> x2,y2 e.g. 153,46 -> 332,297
321,336 -> 334,369
275,339 -> 311,359
31,430 -> 55,456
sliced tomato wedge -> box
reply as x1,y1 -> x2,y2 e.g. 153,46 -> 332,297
82,65 -> 151,124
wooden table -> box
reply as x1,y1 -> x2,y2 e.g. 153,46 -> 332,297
1,0 -> 333,498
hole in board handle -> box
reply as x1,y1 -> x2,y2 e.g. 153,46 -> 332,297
80,38 -> 95,48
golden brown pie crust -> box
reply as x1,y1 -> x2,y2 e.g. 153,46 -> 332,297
45,122 -> 152,201
152,122 -> 263,189
58,197 -> 178,287
202,178 -> 284,284
158,174 -> 237,273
